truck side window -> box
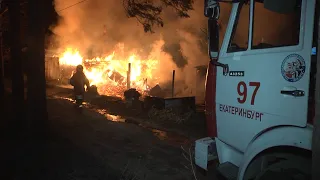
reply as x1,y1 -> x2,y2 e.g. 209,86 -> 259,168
227,2 -> 250,53
252,0 -> 301,49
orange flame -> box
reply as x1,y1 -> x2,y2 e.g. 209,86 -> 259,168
59,48 -> 159,97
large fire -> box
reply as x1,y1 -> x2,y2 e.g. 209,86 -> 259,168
59,48 -> 159,97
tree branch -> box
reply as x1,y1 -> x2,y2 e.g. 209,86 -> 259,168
160,0 -> 194,18
123,0 -> 163,33
123,0 -> 194,33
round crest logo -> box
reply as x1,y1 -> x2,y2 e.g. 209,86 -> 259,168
281,54 -> 306,82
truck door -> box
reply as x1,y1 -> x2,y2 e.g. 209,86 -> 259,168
215,0 -> 315,152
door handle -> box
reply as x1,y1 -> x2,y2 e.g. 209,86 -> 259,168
280,90 -> 305,97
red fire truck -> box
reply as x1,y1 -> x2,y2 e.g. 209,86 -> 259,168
194,0 -> 319,179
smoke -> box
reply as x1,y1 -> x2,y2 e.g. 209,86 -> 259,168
51,0 -> 208,99
52,0 -> 159,53
162,0 -> 209,97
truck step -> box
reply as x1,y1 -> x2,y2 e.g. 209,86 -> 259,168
217,162 -> 239,180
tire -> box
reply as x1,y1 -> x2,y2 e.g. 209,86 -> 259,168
254,155 -> 311,180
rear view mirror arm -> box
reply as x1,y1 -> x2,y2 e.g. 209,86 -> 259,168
210,59 -> 229,76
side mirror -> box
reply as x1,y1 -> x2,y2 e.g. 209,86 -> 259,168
264,0 -> 297,14
204,0 -> 214,17
208,18 -> 219,59
204,0 -> 220,18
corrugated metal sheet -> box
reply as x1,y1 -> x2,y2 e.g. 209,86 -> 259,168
45,57 -> 60,80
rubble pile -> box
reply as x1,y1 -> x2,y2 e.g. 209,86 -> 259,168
148,84 -> 165,97
124,88 -> 142,109
87,85 -> 99,95
124,88 -> 141,100
148,106 -> 194,124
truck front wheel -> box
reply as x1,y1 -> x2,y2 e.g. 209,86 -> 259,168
253,154 -> 311,180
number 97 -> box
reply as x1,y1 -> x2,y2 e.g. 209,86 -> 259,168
237,81 -> 260,105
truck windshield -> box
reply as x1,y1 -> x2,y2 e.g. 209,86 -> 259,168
227,0 -> 301,52
252,0 -> 301,49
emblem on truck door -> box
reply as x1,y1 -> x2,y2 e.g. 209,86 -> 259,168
281,54 -> 306,82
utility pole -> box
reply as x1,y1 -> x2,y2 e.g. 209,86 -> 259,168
0,0 -> 4,104
127,63 -> 131,89
312,1 -> 320,179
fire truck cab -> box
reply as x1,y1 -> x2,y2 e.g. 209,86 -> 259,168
195,0 -> 319,179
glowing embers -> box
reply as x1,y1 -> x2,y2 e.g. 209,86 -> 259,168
59,48 -> 159,97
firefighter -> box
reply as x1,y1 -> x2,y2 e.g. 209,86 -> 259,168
70,65 -> 90,98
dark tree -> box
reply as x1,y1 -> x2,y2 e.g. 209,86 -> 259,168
123,0 -> 194,32
0,6 -> 4,105
1,1 -> 26,179
0,9 -> 9,107
0,5 -> 5,107
26,0 -> 51,139
8,0 -> 25,130
0,33 -> 4,107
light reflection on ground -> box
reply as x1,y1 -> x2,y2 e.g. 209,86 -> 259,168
96,109 -> 126,122
151,129 -> 168,140
54,96 -> 126,123
52,95 -> 190,146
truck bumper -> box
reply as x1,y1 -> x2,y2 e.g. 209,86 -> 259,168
195,137 -> 241,179
195,137 -> 218,170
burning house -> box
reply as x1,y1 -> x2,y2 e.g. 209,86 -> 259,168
50,45 -> 160,97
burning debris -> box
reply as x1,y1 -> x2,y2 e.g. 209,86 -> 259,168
57,48 -> 159,97
52,42 -> 206,100
109,71 -> 125,82
148,84 -> 164,97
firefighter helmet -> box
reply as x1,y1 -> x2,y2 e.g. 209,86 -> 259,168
76,65 -> 84,72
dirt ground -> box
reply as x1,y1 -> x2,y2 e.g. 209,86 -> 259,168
47,84 -> 207,140
1,85 -> 219,180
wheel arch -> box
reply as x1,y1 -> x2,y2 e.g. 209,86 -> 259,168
237,125 -> 313,180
